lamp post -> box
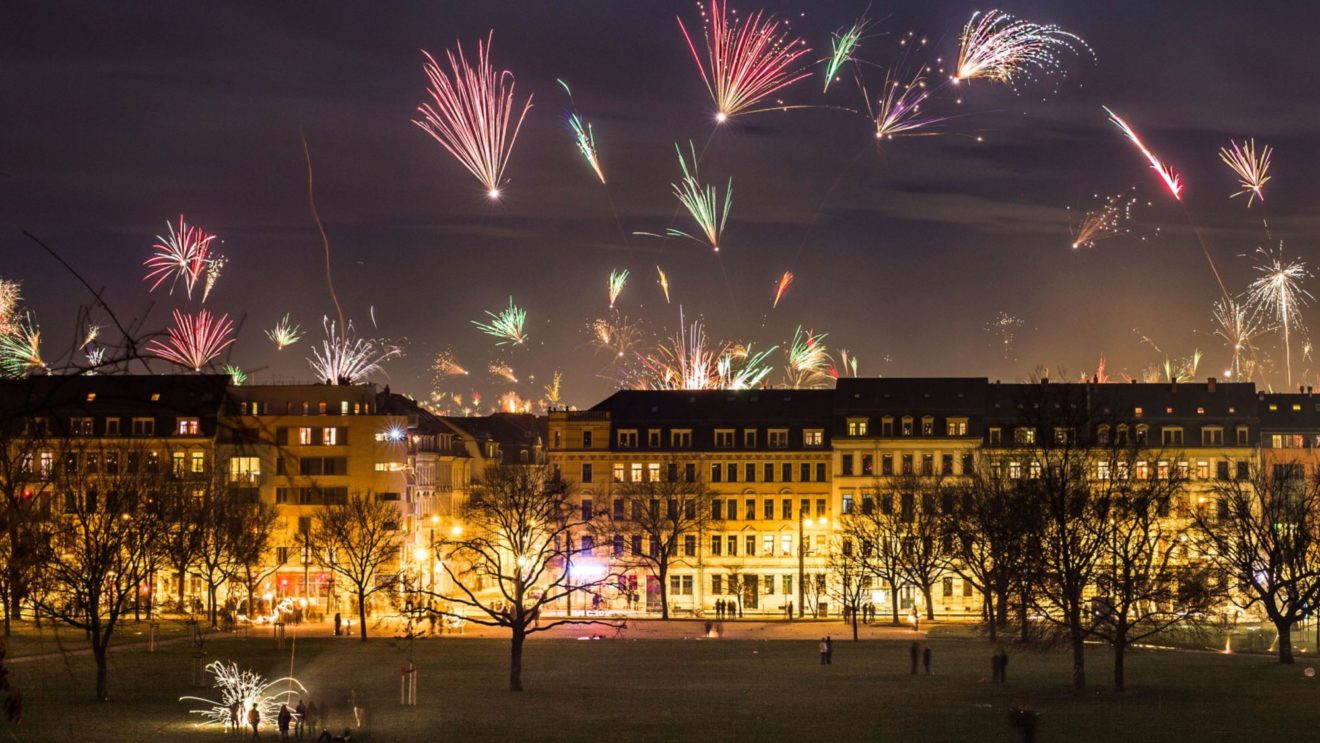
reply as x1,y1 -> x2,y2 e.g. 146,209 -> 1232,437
798,507 -> 813,621
429,514 -> 439,593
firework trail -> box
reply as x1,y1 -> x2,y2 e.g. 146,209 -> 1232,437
543,371 -> 563,407
1219,138 -> 1272,207
223,364 -> 248,386
84,346 -> 105,371
867,61 -> 953,141
266,314 -> 304,350
773,271 -> 794,308
657,266 -> 671,303
308,317 -> 401,385
985,312 -> 1024,359
678,0 -> 812,121
1068,190 -> 1144,249
589,314 -> 642,359
433,349 -> 469,378
1103,107 -> 1182,200
635,309 -> 775,390
783,326 -> 833,389
822,14 -> 871,92
1162,349 -> 1202,383
654,141 -> 731,251
415,32 -> 533,199
145,215 -> 215,298
556,80 -> 606,184
488,361 -> 519,385
0,313 -> 43,378
472,297 -> 528,345
147,309 -> 236,371
836,348 -> 860,378
201,254 -> 225,303
180,662 -> 306,729
1213,298 -> 1267,381
0,279 -> 22,336
608,269 -> 629,309
1246,246 -> 1312,388
953,10 -> 1090,86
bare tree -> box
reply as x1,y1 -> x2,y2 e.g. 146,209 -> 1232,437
426,465 -> 615,691
825,532 -> 869,641
35,440 -> 167,701
841,490 -> 909,625
0,424 -> 57,636
301,492 -> 401,641
193,484 -> 238,629
229,501 -> 284,618
1090,457 -> 1217,691
890,476 -> 955,621
603,460 -> 711,619
156,488 -> 207,616
1190,462 -> 1320,664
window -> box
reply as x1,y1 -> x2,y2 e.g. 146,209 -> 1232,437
901,418 -> 914,436
70,417 -> 94,436
298,427 -> 313,445
727,536 -> 738,556
648,463 -> 661,482
1008,461 -> 1022,479
726,463 -> 737,483
861,454 -> 873,475
745,463 -> 756,482
582,430 -> 593,448
745,499 -> 755,519
1162,428 -> 1184,446
943,577 -> 954,598
190,451 -> 205,473
630,463 -> 643,482
684,535 -> 696,557
842,454 -> 854,476
804,430 -> 824,447
1236,427 -> 1249,446
921,454 -> 934,476
881,418 -> 894,437
684,463 -> 696,483
901,454 -> 913,476
581,498 -> 594,520
800,463 -> 811,482
1236,461 -> 1249,480
613,463 -> 625,482
1096,461 -> 1110,480
988,427 -> 1002,445
781,463 -> 793,482
745,535 -> 756,555
1217,461 -> 1230,480
177,418 -> 199,435
764,462 -> 775,482
581,463 -> 593,483
711,536 -> 722,556
946,419 -> 968,436
715,430 -> 735,448
712,499 -> 723,520
132,418 -> 155,436
105,418 -> 120,435
842,493 -> 854,514
618,430 -> 638,448
671,430 -> 691,448
816,499 -> 827,518
322,427 -> 340,446
1196,460 -> 1210,479
962,454 -> 974,474
941,454 -> 954,475
780,534 -> 792,556
1054,427 -> 1075,445
763,535 -> 775,557
648,429 -> 661,448
816,463 -> 826,482
781,499 -> 792,519
847,419 -> 868,437
669,575 -> 694,596
744,429 -> 758,448
921,417 -> 934,436
1014,427 -> 1036,445
228,456 -> 261,484
882,455 -> 893,476
1202,427 -> 1224,446
763,499 -> 774,520
1134,406 -> 1144,418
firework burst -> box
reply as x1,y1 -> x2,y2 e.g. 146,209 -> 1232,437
488,361 -> 519,385
656,266 -> 671,304
783,326 -> 833,389
589,313 -> 642,359
308,317 -> 401,385
953,10 -> 1089,86
608,269 -> 629,309
145,215 -> 216,298
1069,190 -> 1143,249
1219,138 -> 1272,207
147,309 -> 235,372
202,254 -> 225,302
543,371 -> 563,407
985,312 -> 1024,359
635,310 -> 775,390
414,32 -> 533,199
472,297 -> 528,345
1213,298 -> 1267,381
773,271 -> 794,308
822,15 -> 871,92
1103,106 -> 1182,200
0,313 -> 44,378
179,662 -> 306,730
557,80 -> 606,184
0,279 -> 22,336
678,0 -> 811,121
1246,246 -> 1312,388
433,349 -> 469,378
223,364 -> 248,386
668,141 -> 731,251
265,313 -> 304,350
869,65 -> 949,140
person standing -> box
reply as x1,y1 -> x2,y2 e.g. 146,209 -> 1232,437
909,641 -> 919,675
922,646 -> 932,675
819,637 -> 828,665
991,651 -> 1002,682
825,635 -> 834,665
334,612 -> 342,637
999,649 -> 1010,682
786,601 -> 794,621
716,599 -> 723,620
230,702 -> 242,734
278,704 -> 292,741
294,700 -> 307,739
248,704 -> 262,741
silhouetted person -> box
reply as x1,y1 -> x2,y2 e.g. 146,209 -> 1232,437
278,704 -> 292,741
992,651 -> 1002,682
999,650 -> 1009,682
819,637 -> 828,665
334,613 -> 342,637
294,701 -> 306,739
923,646 -> 932,675
248,704 -> 261,740
825,635 -> 834,664
909,641 -> 919,674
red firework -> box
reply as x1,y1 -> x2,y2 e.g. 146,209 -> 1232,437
148,309 -> 236,371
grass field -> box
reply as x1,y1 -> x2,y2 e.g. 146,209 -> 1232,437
6,624 -> 1319,742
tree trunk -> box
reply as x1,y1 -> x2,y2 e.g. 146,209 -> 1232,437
177,568 -> 188,615
851,605 -> 859,642
890,587 -> 901,625
1113,630 -> 1127,692
1070,619 -> 1086,691
1276,620 -> 1294,664
509,625 -> 525,691
658,563 -> 669,620
922,584 -> 936,621
93,641 -> 110,701
984,593 -> 997,643
208,585 -> 218,628
357,590 -> 368,641
1018,599 -> 1029,643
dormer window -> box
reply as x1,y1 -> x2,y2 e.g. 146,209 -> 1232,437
921,417 -> 934,436
617,430 -> 639,449
768,429 -> 789,448
901,417 -> 914,436
177,418 -> 200,436
847,419 -> 868,437
714,429 -> 735,448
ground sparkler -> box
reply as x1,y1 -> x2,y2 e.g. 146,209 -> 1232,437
179,661 -> 306,730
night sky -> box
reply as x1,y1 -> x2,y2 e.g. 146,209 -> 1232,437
4,0 -> 1319,408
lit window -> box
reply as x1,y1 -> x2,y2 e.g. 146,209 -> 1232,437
803,430 -> 823,447
298,427 -> 313,445
847,419 -> 868,437
177,418 -> 199,435
323,427 -> 339,445
228,456 -> 261,484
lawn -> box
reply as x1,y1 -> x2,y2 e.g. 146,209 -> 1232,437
5,627 -> 1319,741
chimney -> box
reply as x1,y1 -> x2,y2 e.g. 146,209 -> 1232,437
1207,377 -> 1216,393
